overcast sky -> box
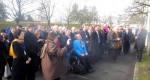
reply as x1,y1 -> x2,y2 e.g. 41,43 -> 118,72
5,0 -> 133,21
60,0 -> 133,15
51,0 -> 133,21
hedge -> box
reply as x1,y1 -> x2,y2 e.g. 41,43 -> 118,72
0,21 -> 85,29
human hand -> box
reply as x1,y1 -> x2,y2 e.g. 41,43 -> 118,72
38,39 -> 43,42
117,38 -> 121,40
26,57 -> 31,64
81,54 -> 85,56
67,39 -> 71,45
86,41 -> 89,44
85,53 -> 88,56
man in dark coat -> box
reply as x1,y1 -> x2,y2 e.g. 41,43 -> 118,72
94,26 -> 104,61
79,26 -> 90,53
80,26 -> 90,46
24,25 -> 40,80
134,26 -> 147,62
0,36 -> 8,80
70,27 -> 77,41
88,27 -> 96,64
122,26 -> 134,55
62,29 -> 74,64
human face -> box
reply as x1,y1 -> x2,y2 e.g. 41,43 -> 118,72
76,34 -> 82,40
54,37 -> 58,43
28,27 -> 33,32
66,30 -> 71,36
18,32 -> 25,42
71,27 -> 76,32
95,26 -> 100,31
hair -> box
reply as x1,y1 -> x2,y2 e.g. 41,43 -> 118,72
34,30 -> 40,36
13,29 -> 22,39
0,29 -> 5,33
47,31 -> 58,41
0,35 -> 3,41
18,25 -> 22,28
75,33 -> 80,39
3,34 -> 8,41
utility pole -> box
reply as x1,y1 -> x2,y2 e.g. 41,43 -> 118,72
146,0 -> 150,54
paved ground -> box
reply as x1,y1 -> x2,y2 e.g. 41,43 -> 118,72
3,47 -> 136,80
36,48 -> 136,80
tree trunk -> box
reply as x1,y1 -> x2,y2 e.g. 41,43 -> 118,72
16,18 -> 20,25
67,20 -> 70,27
48,19 -> 51,30
147,38 -> 150,55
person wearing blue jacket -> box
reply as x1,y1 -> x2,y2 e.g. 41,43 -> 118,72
73,34 -> 92,72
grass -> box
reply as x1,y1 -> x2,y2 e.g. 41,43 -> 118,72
138,49 -> 150,80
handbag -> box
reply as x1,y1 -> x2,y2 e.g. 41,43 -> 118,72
4,63 -> 12,78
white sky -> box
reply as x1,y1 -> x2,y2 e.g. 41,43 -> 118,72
5,0 -> 133,21
50,0 -> 133,21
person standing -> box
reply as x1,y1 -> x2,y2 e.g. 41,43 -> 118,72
41,32 -> 70,80
80,26 -> 90,48
94,26 -> 103,61
107,27 -> 121,62
24,25 -> 40,80
88,27 -> 95,64
122,25 -> 134,55
134,25 -> 147,62
0,36 -> 8,80
10,30 -> 31,80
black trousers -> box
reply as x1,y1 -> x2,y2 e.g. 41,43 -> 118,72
26,56 -> 40,80
123,43 -> 130,54
76,54 -> 92,71
136,50 -> 143,61
12,75 -> 25,80
54,78 -> 60,80
110,49 -> 119,61
0,65 -> 5,80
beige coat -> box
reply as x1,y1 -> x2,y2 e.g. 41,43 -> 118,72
41,40 -> 69,80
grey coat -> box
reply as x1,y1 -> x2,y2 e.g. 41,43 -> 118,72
135,29 -> 147,51
107,31 -> 121,49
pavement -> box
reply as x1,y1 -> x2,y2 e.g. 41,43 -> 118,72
35,49 -> 136,80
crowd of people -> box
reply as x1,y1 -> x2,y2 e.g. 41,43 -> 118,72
0,24 -> 148,80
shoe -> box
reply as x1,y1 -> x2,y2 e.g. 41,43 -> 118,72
136,60 -> 141,62
112,60 -> 116,63
88,69 -> 94,73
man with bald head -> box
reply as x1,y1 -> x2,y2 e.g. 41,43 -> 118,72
73,34 -> 93,72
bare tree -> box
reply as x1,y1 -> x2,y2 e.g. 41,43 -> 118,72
0,2 -> 7,20
62,1 -> 73,27
4,0 -> 37,24
125,0 -> 149,24
39,0 -> 55,27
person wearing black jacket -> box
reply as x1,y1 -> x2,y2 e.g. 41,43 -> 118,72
62,29 -> 73,65
0,36 -> 8,80
11,30 -> 31,80
24,25 -> 40,80
80,26 -> 90,45
94,26 -> 104,61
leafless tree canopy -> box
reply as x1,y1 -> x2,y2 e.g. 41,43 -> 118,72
39,0 -> 55,27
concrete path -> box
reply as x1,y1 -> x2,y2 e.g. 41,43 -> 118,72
36,49 -> 136,80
